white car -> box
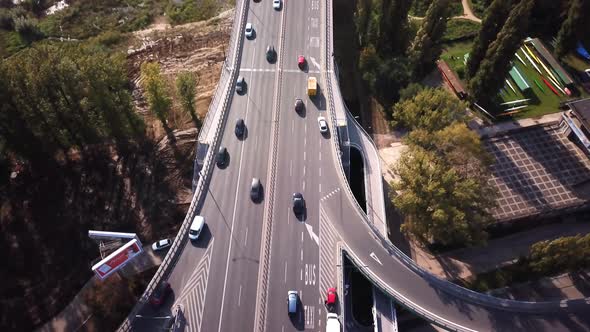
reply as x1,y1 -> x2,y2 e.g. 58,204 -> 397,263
273,0 -> 281,10
317,116 -> 328,133
189,215 -> 205,240
152,239 -> 172,251
245,23 -> 254,39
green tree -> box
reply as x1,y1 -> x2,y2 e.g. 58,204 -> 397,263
393,140 -> 493,246
554,0 -> 590,58
175,71 -> 200,126
0,45 -> 143,165
465,0 -> 514,79
528,234 -> 590,275
398,83 -> 424,101
408,0 -> 450,79
468,0 -> 533,104
140,62 -> 171,123
391,88 -> 468,131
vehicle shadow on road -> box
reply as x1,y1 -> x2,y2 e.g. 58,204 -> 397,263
190,224 -> 212,248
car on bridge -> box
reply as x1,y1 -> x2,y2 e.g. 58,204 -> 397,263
250,178 -> 262,202
216,147 -> 228,167
245,23 -> 254,39
235,119 -> 245,137
189,215 -> 205,241
318,116 -> 328,134
298,55 -> 306,70
266,45 -> 276,63
273,0 -> 281,10
294,98 -> 304,112
292,192 -> 305,216
287,290 -> 298,315
236,76 -> 246,94
150,281 -> 171,307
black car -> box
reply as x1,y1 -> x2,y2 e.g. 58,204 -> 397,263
251,178 -> 262,201
150,281 -> 171,307
295,98 -> 304,112
266,45 -> 276,63
292,192 -> 304,215
216,147 -> 228,167
236,76 -> 246,94
235,119 -> 245,137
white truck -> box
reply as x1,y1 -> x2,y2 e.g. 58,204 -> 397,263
326,313 -> 341,332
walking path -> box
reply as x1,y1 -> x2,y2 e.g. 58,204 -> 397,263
409,0 -> 482,23
36,250 -> 163,332
457,0 -> 481,23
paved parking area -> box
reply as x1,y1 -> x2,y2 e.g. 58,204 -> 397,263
484,122 -> 590,222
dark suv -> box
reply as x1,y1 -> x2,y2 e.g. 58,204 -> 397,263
292,192 -> 304,215
266,45 -> 276,63
216,147 -> 228,167
251,178 -> 262,201
235,119 -> 245,137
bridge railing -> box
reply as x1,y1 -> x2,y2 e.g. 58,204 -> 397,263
320,0 -> 589,328
117,0 -> 249,330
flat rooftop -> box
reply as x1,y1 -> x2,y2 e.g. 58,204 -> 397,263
484,122 -> 590,222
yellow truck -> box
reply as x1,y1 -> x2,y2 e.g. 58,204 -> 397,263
307,76 -> 317,96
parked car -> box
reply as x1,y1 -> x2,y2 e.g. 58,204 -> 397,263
266,45 -> 276,63
317,116 -> 328,133
235,119 -> 245,137
287,290 -> 298,315
189,215 -> 205,240
150,281 -> 171,307
273,0 -> 281,9
236,76 -> 246,94
245,23 -> 254,38
292,192 -> 304,215
151,239 -> 172,251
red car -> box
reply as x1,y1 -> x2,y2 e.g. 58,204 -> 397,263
325,287 -> 337,307
150,281 -> 171,307
297,55 -> 306,70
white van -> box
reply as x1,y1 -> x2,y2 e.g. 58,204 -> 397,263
189,215 -> 205,240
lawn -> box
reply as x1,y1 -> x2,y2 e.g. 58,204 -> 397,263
440,39 -> 473,79
467,0 -> 490,18
443,18 -> 480,43
492,47 -> 589,120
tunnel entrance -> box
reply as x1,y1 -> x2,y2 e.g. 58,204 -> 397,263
349,147 -> 366,213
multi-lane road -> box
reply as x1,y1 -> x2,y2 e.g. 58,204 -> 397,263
132,0 -> 590,330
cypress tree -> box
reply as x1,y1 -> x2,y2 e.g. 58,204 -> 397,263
465,0 -> 514,79
554,0 -> 590,58
408,0 -> 451,79
468,0 -> 534,104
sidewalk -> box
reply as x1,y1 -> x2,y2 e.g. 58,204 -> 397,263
36,250 -> 163,332
490,269 -> 590,301
470,111 -> 565,138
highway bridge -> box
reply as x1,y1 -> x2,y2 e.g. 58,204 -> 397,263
120,0 -> 590,331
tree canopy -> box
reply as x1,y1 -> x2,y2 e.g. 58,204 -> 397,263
393,137 -> 493,246
528,234 -> 590,275
0,44 -> 144,166
390,89 -> 496,247
408,0 -> 451,79
390,88 -> 469,132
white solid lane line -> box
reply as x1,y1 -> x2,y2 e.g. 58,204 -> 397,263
238,285 -> 242,307
284,261 -> 288,284
217,43 -> 256,332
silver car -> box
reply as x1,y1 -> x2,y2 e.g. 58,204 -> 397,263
287,290 -> 298,315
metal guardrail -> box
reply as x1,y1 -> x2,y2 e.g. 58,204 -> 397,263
117,1 -> 250,330
320,0 -> 590,329
253,3 -> 288,331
